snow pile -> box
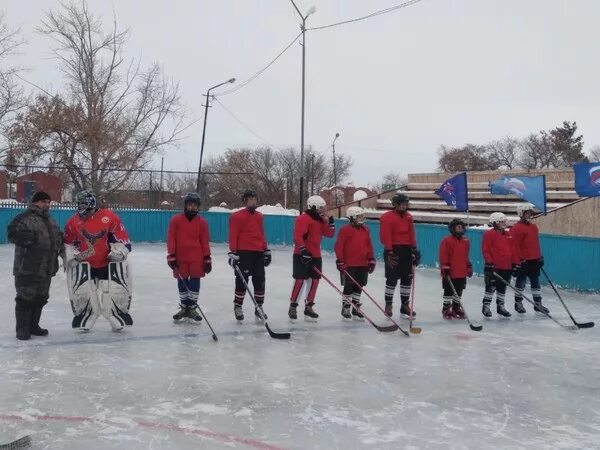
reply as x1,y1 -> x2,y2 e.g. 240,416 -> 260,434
208,204 -> 299,216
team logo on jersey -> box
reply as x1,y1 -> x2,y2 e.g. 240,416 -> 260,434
81,229 -> 107,245
101,216 -> 110,224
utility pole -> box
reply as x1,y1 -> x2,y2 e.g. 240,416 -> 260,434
332,132 -> 340,205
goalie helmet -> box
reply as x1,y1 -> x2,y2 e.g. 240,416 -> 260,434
76,190 -> 97,218
307,195 -> 326,212
346,206 -> 365,225
488,212 -> 507,229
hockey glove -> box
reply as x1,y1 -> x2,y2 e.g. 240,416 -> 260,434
467,262 -> 473,278
511,264 -> 521,278
167,254 -> 178,270
484,263 -> 495,285
538,256 -> 544,268
384,250 -> 399,268
336,259 -> 347,272
441,265 -> 451,278
411,247 -> 421,266
263,249 -> 272,267
367,258 -> 376,274
204,256 -> 212,274
299,246 -> 312,266
228,251 -> 240,268
328,216 -> 335,226
108,242 -> 129,262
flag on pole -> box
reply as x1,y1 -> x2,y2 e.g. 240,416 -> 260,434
489,175 -> 547,214
434,172 -> 469,212
573,162 -> 600,197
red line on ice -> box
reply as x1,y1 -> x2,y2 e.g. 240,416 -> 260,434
0,413 -> 287,450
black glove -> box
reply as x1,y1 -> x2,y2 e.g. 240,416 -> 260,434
204,256 -> 212,274
336,259 -> 347,272
484,263 -> 495,286
411,247 -> 421,266
539,256 -> 544,268
228,251 -> 240,268
167,254 -> 178,270
367,258 -> 376,274
328,216 -> 335,225
299,246 -> 312,266
263,249 -> 272,267
384,250 -> 399,268
467,262 -> 473,278
512,264 -> 521,278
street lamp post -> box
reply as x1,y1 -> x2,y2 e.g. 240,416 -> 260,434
289,1 -> 316,210
332,132 -> 340,206
196,78 -> 236,197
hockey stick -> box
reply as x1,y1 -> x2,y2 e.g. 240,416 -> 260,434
177,275 -> 218,341
445,276 -> 482,331
541,268 -> 594,329
493,272 -> 577,331
313,267 -> 399,333
234,265 -> 290,339
408,265 -> 422,334
341,269 -> 409,336
0,435 -> 31,449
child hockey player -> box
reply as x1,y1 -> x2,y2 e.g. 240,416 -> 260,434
334,206 -> 376,320
481,212 -> 518,318
228,189 -> 271,321
167,193 -> 212,322
511,203 -> 549,314
288,195 -> 335,320
439,218 -> 472,320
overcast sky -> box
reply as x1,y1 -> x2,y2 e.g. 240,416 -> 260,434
3,0 -> 600,186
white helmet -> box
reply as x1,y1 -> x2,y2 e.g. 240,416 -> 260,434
307,195 -> 326,212
517,202 -> 536,218
488,212 -> 507,229
346,206 -> 365,225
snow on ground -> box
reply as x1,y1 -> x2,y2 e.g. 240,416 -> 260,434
208,205 -> 299,216
1,243 -> 599,449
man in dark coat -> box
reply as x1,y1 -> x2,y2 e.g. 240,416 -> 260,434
7,191 -> 63,340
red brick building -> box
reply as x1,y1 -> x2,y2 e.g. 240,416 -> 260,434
15,171 -> 62,202
0,171 -> 7,199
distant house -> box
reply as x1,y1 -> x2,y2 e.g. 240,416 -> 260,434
0,170 -> 8,199
15,171 -> 62,202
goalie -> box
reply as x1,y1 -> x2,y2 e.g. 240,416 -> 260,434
64,190 -> 133,332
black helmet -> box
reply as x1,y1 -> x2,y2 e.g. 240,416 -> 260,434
241,189 -> 257,203
391,193 -> 409,207
183,192 -> 201,206
76,189 -> 97,217
448,218 -> 466,236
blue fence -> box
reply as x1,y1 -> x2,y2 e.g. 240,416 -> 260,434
1,206 -> 599,291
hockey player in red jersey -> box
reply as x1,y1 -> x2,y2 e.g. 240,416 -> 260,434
481,212 -> 519,318
334,206 -> 376,320
438,219 -> 472,320
167,193 -> 212,322
379,193 -> 420,318
288,195 -> 335,320
228,190 -> 271,321
64,190 -> 132,331
511,203 -> 549,314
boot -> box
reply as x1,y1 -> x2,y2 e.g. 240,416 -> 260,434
534,301 -> 549,315
384,302 -> 393,318
400,302 -> 416,319
351,302 -> 364,320
15,307 -> 31,341
255,305 -> 268,320
452,302 -> 465,320
482,303 -> 492,318
514,301 -> 526,314
442,303 -> 454,320
288,302 -> 298,320
304,303 -> 319,320
234,304 -> 244,321
187,305 -> 202,322
30,306 -> 49,336
341,302 -> 352,319
173,306 -> 187,321
497,303 -> 511,318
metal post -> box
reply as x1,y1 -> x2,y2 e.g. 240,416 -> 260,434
298,16 -> 306,211
332,132 -> 340,205
159,157 -> 164,206
196,91 -> 211,195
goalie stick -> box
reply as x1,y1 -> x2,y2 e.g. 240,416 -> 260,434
234,265 -> 290,339
541,268 -> 594,329
313,267 -> 400,333
0,435 -> 31,449
493,272 -> 578,331
445,276 -> 482,332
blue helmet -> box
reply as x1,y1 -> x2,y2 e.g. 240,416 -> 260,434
76,190 -> 97,217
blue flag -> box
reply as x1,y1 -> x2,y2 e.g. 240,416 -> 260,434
573,162 -> 600,197
435,172 -> 469,211
489,175 -> 547,214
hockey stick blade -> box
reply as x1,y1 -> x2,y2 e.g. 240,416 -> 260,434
409,326 -> 422,334
576,321 -> 594,329
470,324 -> 483,332
446,276 -> 483,332
374,323 -> 400,333
265,323 -> 290,339
0,435 -> 31,449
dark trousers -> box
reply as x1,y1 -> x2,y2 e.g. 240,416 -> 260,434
384,245 -> 413,305
235,251 -> 266,305
15,275 -> 52,309
442,277 -> 466,304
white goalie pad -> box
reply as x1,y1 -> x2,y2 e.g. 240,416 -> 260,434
66,261 -> 100,330
100,261 -> 133,329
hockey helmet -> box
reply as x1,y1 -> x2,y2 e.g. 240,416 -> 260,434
488,212 -> 507,229
183,192 -> 201,206
391,193 -> 409,207
346,206 -> 365,225
241,189 -> 257,203
76,189 -> 97,218
448,218 -> 466,236
517,202 -> 536,219
307,195 -> 326,212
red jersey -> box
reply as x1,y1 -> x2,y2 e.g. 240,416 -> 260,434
334,224 -> 374,267
482,228 -> 518,270
379,210 -> 416,250
293,212 -> 335,258
439,235 -> 471,278
510,221 -> 542,261
64,209 -> 131,269
229,208 -> 267,252
167,213 -> 211,267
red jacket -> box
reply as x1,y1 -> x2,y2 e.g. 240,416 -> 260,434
64,209 -> 130,269
439,235 -> 471,278
379,210 -> 416,250
482,228 -> 518,270
167,213 -> 211,271
229,208 -> 267,252
510,221 -> 541,261
334,224 -> 374,267
293,212 -> 335,257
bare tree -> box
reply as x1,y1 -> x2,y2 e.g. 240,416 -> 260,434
589,145 -> 600,162
518,133 -> 555,169
487,136 -> 519,170
437,144 -> 497,172
6,1 -> 185,193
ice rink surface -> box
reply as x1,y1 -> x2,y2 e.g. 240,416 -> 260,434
1,243 -> 599,449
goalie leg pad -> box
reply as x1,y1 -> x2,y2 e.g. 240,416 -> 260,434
67,262 -> 100,330
98,262 -> 133,330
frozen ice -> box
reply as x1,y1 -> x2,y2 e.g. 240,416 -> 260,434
1,243 -> 599,449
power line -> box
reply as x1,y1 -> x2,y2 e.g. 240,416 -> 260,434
212,97 -> 275,147
214,31 -> 302,97
307,0 -> 423,31
0,163 -> 252,176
